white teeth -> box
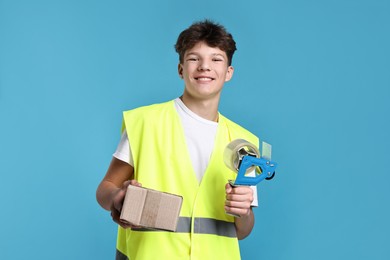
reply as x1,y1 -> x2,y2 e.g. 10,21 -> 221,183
196,77 -> 212,81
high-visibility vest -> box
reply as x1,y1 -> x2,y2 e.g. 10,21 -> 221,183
116,100 -> 258,260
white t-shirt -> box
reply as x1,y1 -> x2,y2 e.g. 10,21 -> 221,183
113,98 -> 258,206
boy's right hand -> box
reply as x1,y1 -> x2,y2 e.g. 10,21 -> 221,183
110,179 -> 142,229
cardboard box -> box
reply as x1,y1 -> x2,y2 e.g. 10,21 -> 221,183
120,185 -> 183,232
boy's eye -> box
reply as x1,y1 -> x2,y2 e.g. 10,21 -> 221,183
187,57 -> 198,61
213,58 -> 223,62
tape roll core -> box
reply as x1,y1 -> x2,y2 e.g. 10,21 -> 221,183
223,139 -> 260,173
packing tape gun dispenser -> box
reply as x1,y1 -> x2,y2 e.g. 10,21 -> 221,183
223,139 -> 278,186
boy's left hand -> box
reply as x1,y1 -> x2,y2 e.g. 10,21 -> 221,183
225,183 -> 254,217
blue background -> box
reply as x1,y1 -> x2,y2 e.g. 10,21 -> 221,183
1,0 -> 389,259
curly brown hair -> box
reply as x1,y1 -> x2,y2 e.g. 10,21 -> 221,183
174,20 -> 237,66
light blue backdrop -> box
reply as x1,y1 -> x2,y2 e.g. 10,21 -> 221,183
1,0 -> 389,259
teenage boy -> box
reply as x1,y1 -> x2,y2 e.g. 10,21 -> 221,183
97,20 -> 260,260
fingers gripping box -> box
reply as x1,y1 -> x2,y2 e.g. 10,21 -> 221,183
120,185 -> 183,232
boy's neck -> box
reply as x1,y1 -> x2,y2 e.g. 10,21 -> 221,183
180,95 -> 220,122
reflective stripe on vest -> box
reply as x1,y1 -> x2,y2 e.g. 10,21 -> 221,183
130,217 -> 237,238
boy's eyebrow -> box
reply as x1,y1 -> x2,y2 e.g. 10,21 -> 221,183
185,51 -> 202,56
212,53 -> 226,58
185,52 -> 226,58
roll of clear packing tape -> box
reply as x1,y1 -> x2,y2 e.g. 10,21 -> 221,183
223,139 -> 260,173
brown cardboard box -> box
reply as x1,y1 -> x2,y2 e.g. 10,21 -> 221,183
120,185 -> 183,232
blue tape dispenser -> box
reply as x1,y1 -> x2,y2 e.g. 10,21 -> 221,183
224,139 -> 278,186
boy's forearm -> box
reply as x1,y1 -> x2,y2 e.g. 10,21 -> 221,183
235,209 -> 255,240
96,181 -> 119,211
97,158 -> 135,211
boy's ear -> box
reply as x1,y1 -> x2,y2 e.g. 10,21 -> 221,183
225,66 -> 234,82
178,64 -> 183,78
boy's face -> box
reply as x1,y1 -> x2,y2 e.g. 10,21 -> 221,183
178,41 -> 234,101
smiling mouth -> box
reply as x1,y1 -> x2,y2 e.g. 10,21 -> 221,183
195,77 -> 215,81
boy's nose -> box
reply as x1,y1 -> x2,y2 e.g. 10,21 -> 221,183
198,61 -> 211,71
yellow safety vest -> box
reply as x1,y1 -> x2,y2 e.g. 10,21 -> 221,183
116,100 -> 258,260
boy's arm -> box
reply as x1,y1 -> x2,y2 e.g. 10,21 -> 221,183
96,157 -> 140,228
225,184 -> 255,240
